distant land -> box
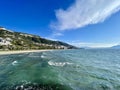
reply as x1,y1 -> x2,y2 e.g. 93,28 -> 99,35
0,27 -> 77,51
111,45 -> 120,49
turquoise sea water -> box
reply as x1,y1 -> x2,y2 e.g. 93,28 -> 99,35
0,49 -> 120,90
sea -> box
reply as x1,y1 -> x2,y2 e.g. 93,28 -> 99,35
0,49 -> 120,90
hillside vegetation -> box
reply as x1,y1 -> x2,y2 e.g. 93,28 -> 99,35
0,27 -> 76,50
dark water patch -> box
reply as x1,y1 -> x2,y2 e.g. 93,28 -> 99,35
0,83 -> 72,90
89,82 -> 113,90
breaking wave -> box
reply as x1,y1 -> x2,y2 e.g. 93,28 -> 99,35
48,61 -> 73,67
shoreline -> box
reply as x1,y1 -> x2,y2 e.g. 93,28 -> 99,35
0,50 -> 54,55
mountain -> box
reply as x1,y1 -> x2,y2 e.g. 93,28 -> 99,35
0,27 -> 77,50
111,45 -> 120,49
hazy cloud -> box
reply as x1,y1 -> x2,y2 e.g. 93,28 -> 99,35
51,0 -> 120,30
70,42 -> 118,48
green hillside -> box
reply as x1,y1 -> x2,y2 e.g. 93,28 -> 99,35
0,27 -> 77,50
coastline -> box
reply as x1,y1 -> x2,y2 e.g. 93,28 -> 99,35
0,50 -> 53,55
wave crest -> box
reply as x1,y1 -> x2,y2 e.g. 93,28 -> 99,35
48,61 -> 73,67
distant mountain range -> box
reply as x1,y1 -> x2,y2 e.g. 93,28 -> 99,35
0,27 -> 77,50
111,45 -> 120,49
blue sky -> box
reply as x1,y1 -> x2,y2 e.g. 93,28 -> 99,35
0,0 -> 120,48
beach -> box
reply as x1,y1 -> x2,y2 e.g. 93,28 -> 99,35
0,50 -> 53,55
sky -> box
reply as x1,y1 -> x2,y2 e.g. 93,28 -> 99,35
0,0 -> 120,48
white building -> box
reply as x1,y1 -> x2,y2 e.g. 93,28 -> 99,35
0,37 -> 12,45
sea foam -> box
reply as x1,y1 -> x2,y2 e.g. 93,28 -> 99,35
41,55 -> 45,58
12,61 -> 18,65
48,61 -> 73,67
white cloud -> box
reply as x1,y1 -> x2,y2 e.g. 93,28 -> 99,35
52,32 -> 63,37
45,32 -> 63,40
51,0 -> 120,30
70,42 -> 118,48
